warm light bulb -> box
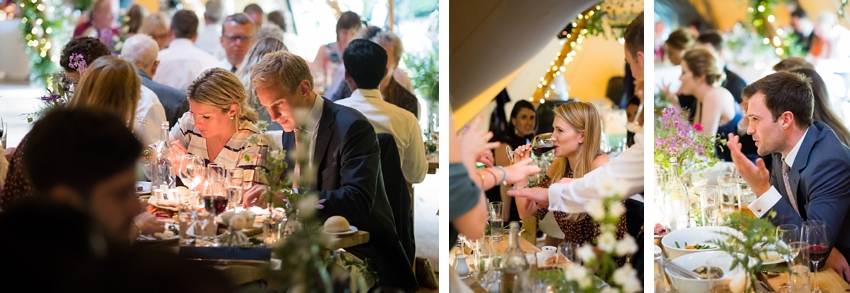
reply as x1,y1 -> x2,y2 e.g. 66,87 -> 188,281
763,38 -> 770,45
758,5 -> 764,12
767,15 -> 775,22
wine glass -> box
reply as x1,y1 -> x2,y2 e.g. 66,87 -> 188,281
719,169 -> 739,213
803,220 -> 830,293
776,224 -> 800,290
529,133 -> 554,186
178,155 -> 205,206
505,145 -> 515,164
698,185 -> 721,226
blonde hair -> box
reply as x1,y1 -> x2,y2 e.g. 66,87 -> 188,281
70,56 -> 140,123
236,38 -> 288,113
665,28 -> 695,50
372,31 -> 403,65
250,50 -> 313,93
188,68 -> 259,124
683,48 -> 726,86
139,12 -> 170,39
549,102 -> 603,182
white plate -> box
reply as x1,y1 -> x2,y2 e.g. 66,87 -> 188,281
135,181 -> 151,195
759,244 -> 785,265
324,225 -> 358,236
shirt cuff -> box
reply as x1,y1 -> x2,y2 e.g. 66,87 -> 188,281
547,183 -> 585,213
748,186 -> 781,218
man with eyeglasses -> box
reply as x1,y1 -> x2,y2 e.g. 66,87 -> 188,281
153,10 -> 220,91
215,13 -> 255,73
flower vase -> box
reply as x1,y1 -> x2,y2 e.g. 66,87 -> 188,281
282,212 -> 301,238
220,226 -> 250,247
263,217 -> 283,246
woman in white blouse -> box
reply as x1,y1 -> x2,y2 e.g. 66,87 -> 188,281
169,68 -> 263,177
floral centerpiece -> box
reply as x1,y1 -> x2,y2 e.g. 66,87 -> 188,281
218,209 -> 256,246
25,53 -> 84,123
654,106 -> 724,176
534,178 -> 641,293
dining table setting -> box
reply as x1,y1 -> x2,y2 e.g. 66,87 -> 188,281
653,161 -> 850,293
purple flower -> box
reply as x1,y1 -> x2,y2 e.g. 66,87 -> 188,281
68,53 -> 87,75
39,94 -> 61,102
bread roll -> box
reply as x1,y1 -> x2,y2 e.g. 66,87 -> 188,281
324,216 -> 350,233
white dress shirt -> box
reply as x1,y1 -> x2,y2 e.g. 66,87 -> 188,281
748,129 -> 810,218
134,86 -> 168,146
153,39 -> 220,91
195,24 -> 225,60
213,58 -> 238,73
305,96 -> 324,163
547,128 -> 645,213
336,89 -> 427,183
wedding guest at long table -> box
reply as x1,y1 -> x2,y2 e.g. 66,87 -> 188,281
727,71 -> 850,274
243,3 -> 264,28
512,102 -> 627,266
73,0 -> 120,42
791,8 -> 815,54
790,67 -> 850,146
153,10 -> 220,90
169,68 -> 262,173
679,48 -> 741,161
312,11 -> 362,98
489,100 -> 536,225
335,39 -> 427,185
2,39 -> 113,209
267,10 -> 307,59
196,0 -> 225,59
236,37 -> 288,131
773,56 -> 814,72
122,34 -> 190,128
125,4 -> 145,38
508,12 -> 646,281
247,50 -> 418,291
256,25 -> 284,42
215,13 -> 255,73
357,26 -> 419,118
810,11 -> 850,70
662,28 -> 699,121
22,108 -> 156,243
695,31 -> 747,104
139,12 -> 171,50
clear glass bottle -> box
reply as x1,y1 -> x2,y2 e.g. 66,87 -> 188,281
152,121 -> 174,191
664,157 -> 690,231
500,221 -> 529,293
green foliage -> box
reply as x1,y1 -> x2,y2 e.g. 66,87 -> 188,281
73,0 -> 92,11
20,1 -> 59,87
407,0 -> 438,18
709,211 -> 786,292
584,1 -> 641,40
403,51 -> 439,102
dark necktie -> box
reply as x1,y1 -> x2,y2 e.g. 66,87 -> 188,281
230,66 -> 237,73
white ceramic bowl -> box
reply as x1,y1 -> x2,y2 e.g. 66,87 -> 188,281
666,251 -> 750,293
661,226 -> 739,259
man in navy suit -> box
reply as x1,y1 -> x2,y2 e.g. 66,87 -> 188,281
122,34 -> 190,127
245,50 -> 418,292
728,71 -> 850,279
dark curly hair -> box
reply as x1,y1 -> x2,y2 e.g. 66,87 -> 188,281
59,37 -> 111,73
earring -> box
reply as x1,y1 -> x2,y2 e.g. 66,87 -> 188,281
230,116 -> 235,120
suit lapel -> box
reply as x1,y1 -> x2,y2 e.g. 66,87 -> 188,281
790,124 -> 820,207
312,98 -> 335,182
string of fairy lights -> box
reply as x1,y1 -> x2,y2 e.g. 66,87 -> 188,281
528,5 -> 599,105
19,0 -> 59,86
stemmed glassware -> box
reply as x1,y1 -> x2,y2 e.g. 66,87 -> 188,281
506,145 -> 515,164
178,155 -> 205,206
776,224 -> 800,291
719,169 -> 739,214
528,133 -> 554,186
803,220 -> 830,293
227,168 -> 245,210
698,185 -> 721,226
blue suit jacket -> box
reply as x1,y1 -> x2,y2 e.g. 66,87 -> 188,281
138,69 -> 189,128
280,97 -> 418,291
765,121 -> 850,266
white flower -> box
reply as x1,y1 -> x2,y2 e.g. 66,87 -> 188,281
601,224 -> 617,233
577,274 -> 592,289
596,176 -> 616,197
577,244 -> 596,262
609,201 -> 625,217
612,264 -> 636,285
564,263 -> 586,281
293,108 -> 310,127
298,194 -> 319,219
585,200 -> 606,221
270,149 -> 287,161
623,277 -> 642,293
598,232 -> 617,253
600,287 -> 619,293
220,210 -> 236,225
615,234 -> 638,256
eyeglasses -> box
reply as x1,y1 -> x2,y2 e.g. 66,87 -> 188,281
224,35 -> 253,43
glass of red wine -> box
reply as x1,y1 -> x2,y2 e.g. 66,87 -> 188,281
803,219 -> 829,293
528,133 -> 554,186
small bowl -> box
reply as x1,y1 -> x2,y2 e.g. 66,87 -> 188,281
661,226 -> 739,259
666,251 -> 751,293
541,246 -> 557,260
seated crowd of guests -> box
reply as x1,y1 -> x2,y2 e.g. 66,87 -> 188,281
0,4 -> 427,292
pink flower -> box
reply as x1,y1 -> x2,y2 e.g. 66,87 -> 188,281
694,123 -> 703,132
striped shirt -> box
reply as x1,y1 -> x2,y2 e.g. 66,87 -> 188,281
170,112 -> 263,179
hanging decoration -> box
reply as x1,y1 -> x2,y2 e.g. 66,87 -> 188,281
841,0 -> 848,18
529,1 -> 639,105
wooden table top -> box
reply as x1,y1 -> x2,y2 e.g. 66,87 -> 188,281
764,263 -> 850,293
427,160 -> 439,174
452,236 -> 544,292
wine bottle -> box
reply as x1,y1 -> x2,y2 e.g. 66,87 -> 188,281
500,221 -> 529,293
152,121 -> 174,190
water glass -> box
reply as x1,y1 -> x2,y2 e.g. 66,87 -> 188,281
789,264 -> 811,293
777,224 -> 800,289
227,168 -> 245,210
558,242 -> 579,264
179,155 -> 205,192
698,185 -> 721,226
719,171 -> 739,213
489,202 -> 504,242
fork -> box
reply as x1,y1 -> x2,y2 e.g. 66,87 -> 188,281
662,257 -> 702,279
